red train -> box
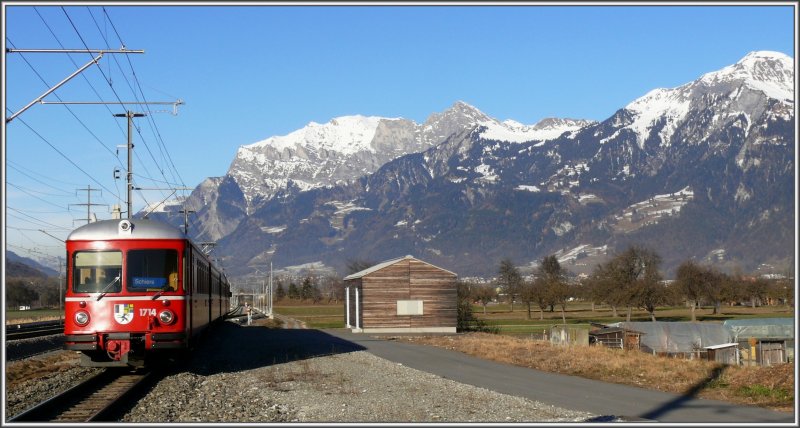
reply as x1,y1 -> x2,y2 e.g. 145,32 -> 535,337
63,218 -> 231,367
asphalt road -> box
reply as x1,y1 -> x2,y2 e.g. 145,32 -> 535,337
323,329 -> 795,424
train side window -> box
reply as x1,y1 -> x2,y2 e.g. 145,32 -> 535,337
73,251 -> 122,293
127,249 -> 179,292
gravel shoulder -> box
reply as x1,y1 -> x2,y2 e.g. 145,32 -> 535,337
121,319 -> 596,423
5,318 -> 596,423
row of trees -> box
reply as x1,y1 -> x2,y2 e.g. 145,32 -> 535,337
465,245 -> 793,322
6,277 -> 63,309
272,274 -> 345,304
267,259 -> 373,304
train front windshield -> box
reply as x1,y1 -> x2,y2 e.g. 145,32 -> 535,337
126,249 -> 179,292
73,251 -> 123,293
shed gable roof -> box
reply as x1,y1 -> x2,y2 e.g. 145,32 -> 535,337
343,255 -> 456,281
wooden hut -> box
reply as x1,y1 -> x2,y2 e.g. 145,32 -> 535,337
704,343 -> 740,365
343,255 -> 457,333
589,327 -> 644,350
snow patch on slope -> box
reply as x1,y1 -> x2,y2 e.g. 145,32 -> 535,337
245,115 -> 385,155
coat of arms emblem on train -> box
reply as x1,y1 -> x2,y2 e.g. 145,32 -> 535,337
114,304 -> 134,324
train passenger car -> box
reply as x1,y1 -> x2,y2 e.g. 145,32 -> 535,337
63,218 -> 231,367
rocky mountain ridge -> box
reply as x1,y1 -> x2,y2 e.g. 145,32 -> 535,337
149,51 -> 795,280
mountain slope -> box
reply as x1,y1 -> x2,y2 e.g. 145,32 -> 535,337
155,101 -> 592,242
172,51 -> 795,279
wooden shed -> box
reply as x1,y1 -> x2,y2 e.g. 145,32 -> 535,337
589,327 -> 644,350
343,255 -> 457,333
704,343 -> 740,365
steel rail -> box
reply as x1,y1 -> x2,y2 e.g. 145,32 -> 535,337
8,368 -> 154,422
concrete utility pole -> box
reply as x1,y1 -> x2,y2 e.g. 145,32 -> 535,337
179,209 -> 196,235
114,111 -> 146,218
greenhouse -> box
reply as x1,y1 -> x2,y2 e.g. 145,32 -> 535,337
722,318 -> 794,342
723,318 -> 794,365
610,321 -> 731,356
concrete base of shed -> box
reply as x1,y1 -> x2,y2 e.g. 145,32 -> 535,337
350,327 -> 457,334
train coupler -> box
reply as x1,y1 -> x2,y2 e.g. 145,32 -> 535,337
106,339 -> 131,361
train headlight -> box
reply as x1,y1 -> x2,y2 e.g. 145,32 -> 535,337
75,311 -> 90,326
158,310 -> 175,325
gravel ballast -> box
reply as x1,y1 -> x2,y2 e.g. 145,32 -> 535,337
6,318 -> 598,423
122,349 -> 595,423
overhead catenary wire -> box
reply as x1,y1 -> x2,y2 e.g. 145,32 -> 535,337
61,7 -> 172,206
8,208 -> 73,230
7,183 -> 76,210
10,111 -> 122,200
99,6 -> 188,195
7,159 -> 84,188
85,7 -> 180,199
8,243 -> 65,259
33,7 -> 129,145
5,36 -> 125,169
7,161 -> 82,194
8,7 -> 188,240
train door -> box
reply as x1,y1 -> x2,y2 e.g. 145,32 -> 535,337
185,247 -> 193,345
207,270 -> 214,325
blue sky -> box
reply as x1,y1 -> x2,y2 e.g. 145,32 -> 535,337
2,3 -> 796,265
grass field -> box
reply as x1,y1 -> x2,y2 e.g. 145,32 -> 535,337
272,299 -> 794,332
403,333 -> 794,413
5,308 -> 63,324
6,300 -> 791,329
5,300 -> 792,412
275,302 -> 795,412
271,299 -> 794,412
273,301 -> 345,329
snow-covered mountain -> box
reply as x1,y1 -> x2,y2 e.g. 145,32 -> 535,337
154,50 -> 794,279
176,101 -> 594,240
617,50 -> 792,150
229,101 -> 595,208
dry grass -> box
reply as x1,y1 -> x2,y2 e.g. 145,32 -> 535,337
403,333 -> 795,413
4,351 -> 84,389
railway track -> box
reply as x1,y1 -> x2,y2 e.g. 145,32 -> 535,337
8,368 -> 156,422
5,320 -> 64,341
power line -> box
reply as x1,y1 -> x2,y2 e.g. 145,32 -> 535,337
7,208 -> 72,230
6,183 -> 75,211
10,111 -> 122,199
69,185 -> 106,224
6,159 -> 80,187
6,171 -> 74,196
8,226 -> 68,233
5,37 -> 126,166
61,7 -> 169,201
100,6 -> 186,193
34,7 -> 128,143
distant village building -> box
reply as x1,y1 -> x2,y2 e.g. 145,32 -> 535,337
343,255 -> 457,333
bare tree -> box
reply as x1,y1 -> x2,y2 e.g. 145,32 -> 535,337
497,258 -> 522,312
589,261 -> 626,317
675,260 -> 711,322
537,255 -> 569,325
623,246 -> 665,321
472,282 -> 498,315
518,278 -> 536,320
